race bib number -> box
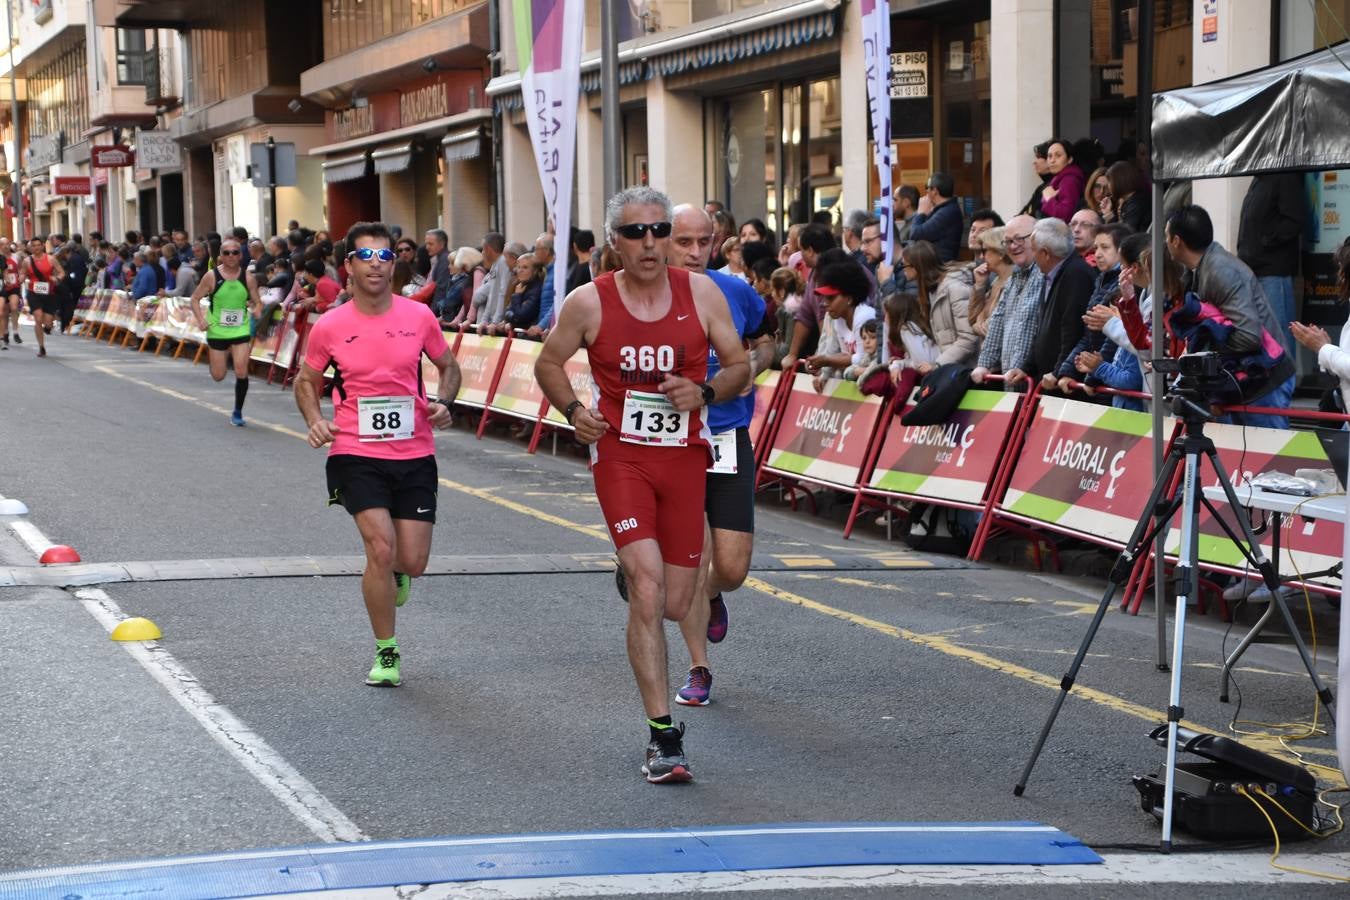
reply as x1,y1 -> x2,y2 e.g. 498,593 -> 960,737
32,281 -> 50,295
707,430 -> 738,474
620,390 -> 690,447
358,396 -> 415,442
218,308 -> 245,327
4,272 -> 15,287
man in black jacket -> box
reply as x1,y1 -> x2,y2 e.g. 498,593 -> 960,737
1237,173 -> 1307,356
1030,218 -> 1096,390
907,172 -> 963,262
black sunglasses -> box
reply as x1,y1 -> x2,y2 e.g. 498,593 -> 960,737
614,221 -> 672,240
218,250 -> 242,256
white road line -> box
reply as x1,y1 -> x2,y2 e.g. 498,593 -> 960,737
74,587 -> 367,844
5,504 -> 366,844
8,519 -> 54,556
283,854 -> 1350,898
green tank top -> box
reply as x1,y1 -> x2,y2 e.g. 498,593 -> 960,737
206,267 -> 250,340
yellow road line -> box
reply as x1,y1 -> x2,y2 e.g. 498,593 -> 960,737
96,363 -> 1346,775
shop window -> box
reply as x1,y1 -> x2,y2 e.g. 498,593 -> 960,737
719,89 -> 778,233
116,29 -> 151,86
805,78 -> 842,222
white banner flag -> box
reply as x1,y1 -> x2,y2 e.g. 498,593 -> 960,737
861,0 -> 893,265
514,0 -> 585,321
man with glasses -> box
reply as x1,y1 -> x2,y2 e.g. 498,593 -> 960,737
295,222 -> 461,688
535,186 -> 749,784
971,214 -> 1045,389
190,237 -> 263,424
859,216 -> 885,276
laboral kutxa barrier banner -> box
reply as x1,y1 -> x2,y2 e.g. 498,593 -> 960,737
865,388 -> 1022,508
542,348 -> 595,427
1180,421 -> 1344,587
438,332 -> 508,409
993,395 -> 1166,546
763,372 -> 886,489
487,338 -> 547,420
748,368 -> 783,449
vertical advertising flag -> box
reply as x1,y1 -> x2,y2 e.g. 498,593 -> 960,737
860,0 -> 893,265
514,0 -> 584,317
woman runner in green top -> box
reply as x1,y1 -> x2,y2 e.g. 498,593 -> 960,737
191,238 -> 262,426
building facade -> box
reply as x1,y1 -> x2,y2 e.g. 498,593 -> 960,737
0,0 -> 1341,270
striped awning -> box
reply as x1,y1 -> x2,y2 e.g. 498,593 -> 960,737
321,151 -> 369,184
441,128 -> 484,162
372,142 -> 413,175
651,10 -> 836,77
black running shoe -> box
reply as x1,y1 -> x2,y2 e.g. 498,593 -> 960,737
642,723 -> 693,783
614,558 -> 629,603
12,332 -> 21,344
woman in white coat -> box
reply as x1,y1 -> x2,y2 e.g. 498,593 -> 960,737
1289,239 -> 1350,789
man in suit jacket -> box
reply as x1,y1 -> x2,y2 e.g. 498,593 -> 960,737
1029,217 -> 1096,388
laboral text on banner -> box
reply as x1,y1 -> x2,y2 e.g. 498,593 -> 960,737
765,373 -> 886,489
867,389 -> 1020,507
514,0 -> 584,313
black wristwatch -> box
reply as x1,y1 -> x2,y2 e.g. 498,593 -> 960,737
431,397 -> 451,409
699,382 -> 715,407
564,399 -> 584,424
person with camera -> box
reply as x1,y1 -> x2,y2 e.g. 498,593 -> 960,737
1164,205 -> 1295,429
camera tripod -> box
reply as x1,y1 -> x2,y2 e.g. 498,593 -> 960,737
1013,390 -> 1337,851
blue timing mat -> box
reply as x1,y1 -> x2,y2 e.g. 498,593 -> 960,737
0,822 -> 1101,899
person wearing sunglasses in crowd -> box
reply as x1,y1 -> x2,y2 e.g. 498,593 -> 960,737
190,237 -> 262,424
294,223 -> 461,690
535,186 -> 749,785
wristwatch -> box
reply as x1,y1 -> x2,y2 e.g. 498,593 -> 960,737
564,399 -> 584,423
699,382 -> 715,407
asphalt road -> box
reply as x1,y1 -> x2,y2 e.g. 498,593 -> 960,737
0,329 -> 1346,898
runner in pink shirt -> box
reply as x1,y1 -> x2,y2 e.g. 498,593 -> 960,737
295,222 -> 461,688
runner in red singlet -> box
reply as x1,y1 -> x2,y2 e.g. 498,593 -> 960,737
536,186 -> 749,783
22,237 -> 64,357
1,240 -> 21,350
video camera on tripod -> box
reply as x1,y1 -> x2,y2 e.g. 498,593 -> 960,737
1150,351 -> 1229,421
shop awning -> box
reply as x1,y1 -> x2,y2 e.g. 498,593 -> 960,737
372,142 -> 414,175
485,0 -> 841,112
441,128 -> 484,163
308,109 -> 493,159
650,5 -> 837,76
322,151 -> 370,184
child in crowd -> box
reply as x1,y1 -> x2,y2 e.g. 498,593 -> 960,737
770,265 -> 805,368
844,319 -> 881,381
1055,223 -> 1129,394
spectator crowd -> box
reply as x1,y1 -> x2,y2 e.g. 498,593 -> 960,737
6,131 -> 1349,440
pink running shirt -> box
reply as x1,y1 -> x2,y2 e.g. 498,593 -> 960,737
304,296 -> 451,460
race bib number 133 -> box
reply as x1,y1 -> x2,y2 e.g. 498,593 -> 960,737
620,390 -> 689,447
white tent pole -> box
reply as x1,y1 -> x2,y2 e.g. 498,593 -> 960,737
1152,179 -> 1168,669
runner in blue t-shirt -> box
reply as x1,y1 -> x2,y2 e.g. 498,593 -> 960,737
656,204 -> 774,706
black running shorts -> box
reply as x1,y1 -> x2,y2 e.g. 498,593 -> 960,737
704,426 -> 755,534
206,335 -> 251,351
326,454 -> 438,522
26,289 -> 58,316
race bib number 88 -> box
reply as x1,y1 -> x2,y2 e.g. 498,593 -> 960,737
620,390 -> 689,447
358,396 -> 415,442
